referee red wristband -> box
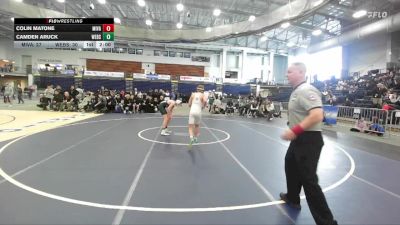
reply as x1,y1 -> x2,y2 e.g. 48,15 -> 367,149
291,125 -> 304,136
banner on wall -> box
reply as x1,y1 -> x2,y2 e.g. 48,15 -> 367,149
203,77 -> 214,82
84,71 -> 124,78
146,74 -> 171,80
323,105 -> 339,125
133,73 -> 147,79
223,78 -> 241,83
146,74 -> 159,80
180,76 -> 214,82
157,74 -> 171,80
133,73 -> 170,80
180,76 -> 201,81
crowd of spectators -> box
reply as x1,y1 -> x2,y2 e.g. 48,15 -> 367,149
35,83 -> 281,122
206,92 -> 281,120
313,70 -> 400,110
37,84 -> 176,114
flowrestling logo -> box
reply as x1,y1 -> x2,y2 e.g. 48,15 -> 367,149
367,11 -> 388,19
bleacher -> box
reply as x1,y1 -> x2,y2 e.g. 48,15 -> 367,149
269,91 -> 291,102
353,97 -> 374,108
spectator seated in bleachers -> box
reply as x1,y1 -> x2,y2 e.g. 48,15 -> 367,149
61,91 -> 75,111
238,97 -> 247,116
143,96 -> 156,113
123,94 -> 133,114
343,97 -> 353,107
225,97 -> 234,115
387,91 -> 400,110
372,83 -> 387,108
136,95 -> 145,113
273,102 -> 283,118
114,94 -> 123,113
323,90 -> 337,106
367,123 -> 385,136
75,86 -> 84,101
94,94 -> 107,113
212,96 -> 225,114
248,100 -> 259,118
350,118 -> 368,133
36,94 -> 49,110
79,92 -> 93,112
365,117 -> 385,136
259,100 -> 275,121
52,90 -> 64,111
106,92 -> 116,113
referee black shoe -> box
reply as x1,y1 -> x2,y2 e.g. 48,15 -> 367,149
280,193 -> 301,209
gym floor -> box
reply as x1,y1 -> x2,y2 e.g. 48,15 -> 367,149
0,111 -> 399,225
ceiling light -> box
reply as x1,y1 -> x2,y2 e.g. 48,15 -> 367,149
281,22 -> 290,28
3,60 -> 9,62
352,10 -> 367,18
286,42 -> 295,47
313,0 -> 323,7
260,36 -> 268,42
145,19 -> 152,26
312,29 -> 322,36
176,3 -> 184,11
114,17 -> 121,24
98,0 -> 106,4
234,32 -> 239,34
248,15 -> 256,22
11,17 -> 14,22
137,0 -> 145,7
176,22 -> 183,29
213,9 -> 221,17
57,0 -> 65,2
206,27 -> 212,32
14,0 -> 23,2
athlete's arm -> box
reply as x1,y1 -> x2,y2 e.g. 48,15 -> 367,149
167,100 -> 176,113
188,93 -> 194,107
201,93 -> 207,108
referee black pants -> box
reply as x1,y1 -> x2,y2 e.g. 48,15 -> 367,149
285,131 -> 337,225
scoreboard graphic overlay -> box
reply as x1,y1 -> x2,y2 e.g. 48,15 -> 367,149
14,18 -> 114,49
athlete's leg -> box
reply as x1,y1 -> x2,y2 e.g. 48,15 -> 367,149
189,124 -> 194,138
162,114 -> 168,129
194,124 -> 200,137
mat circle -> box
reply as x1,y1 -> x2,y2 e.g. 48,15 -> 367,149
138,126 -> 230,146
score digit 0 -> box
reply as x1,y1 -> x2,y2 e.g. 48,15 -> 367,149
102,24 -> 114,32
103,32 -> 114,41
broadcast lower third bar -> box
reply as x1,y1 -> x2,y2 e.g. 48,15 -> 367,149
13,41 -> 114,48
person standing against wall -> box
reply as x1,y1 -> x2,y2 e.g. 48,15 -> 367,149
4,83 -> 13,106
280,62 -> 338,225
207,91 -> 215,113
17,84 -> 24,104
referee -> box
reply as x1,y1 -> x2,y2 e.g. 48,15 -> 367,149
280,62 -> 338,225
